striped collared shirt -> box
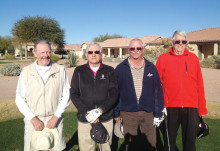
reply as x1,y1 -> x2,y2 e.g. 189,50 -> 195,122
128,58 -> 145,103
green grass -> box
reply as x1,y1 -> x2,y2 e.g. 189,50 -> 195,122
0,112 -> 219,151
0,61 -> 13,64
176,119 -> 220,151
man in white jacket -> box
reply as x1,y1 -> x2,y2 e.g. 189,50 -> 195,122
15,40 -> 70,151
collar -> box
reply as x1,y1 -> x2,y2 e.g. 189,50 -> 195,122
35,60 -> 52,72
128,57 -> 145,69
86,62 -> 104,70
169,47 -> 189,56
123,57 -> 152,68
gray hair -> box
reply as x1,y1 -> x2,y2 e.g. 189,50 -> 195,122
34,40 -> 52,52
172,30 -> 187,41
129,38 -> 145,48
86,42 -> 103,53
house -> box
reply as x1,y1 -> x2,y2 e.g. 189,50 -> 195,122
187,27 -> 220,60
14,43 -> 58,57
64,44 -> 81,57
14,43 -> 81,57
147,27 -> 220,60
14,28 -> 219,60
81,36 -> 162,59
14,43 -> 34,57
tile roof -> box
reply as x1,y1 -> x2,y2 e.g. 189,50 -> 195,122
81,41 -> 92,46
81,36 -> 162,48
147,37 -> 172,45
100,35 -> 162,48
187,27 -> 220,43
148,27 -> 220,45
64,44 -> 81,50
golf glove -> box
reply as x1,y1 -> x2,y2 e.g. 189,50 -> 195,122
153,117 -> 163,127
86,108 -> 102,123
162,108 -> 167,116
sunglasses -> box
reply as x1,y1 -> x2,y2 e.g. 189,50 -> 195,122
87,50 -> 101,54
129,47 -> 143,51
174,40 -> 187,44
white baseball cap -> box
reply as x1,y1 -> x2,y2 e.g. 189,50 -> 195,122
114,120 -> 124,138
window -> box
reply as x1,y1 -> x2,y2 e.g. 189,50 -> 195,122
218,44 -> 220,55
122,49 -> 126,55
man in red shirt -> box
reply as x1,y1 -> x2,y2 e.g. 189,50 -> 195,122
156,30 -> 207,151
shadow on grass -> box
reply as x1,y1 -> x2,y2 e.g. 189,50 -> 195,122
63,130 -> 79,151
0,112 -> 220,151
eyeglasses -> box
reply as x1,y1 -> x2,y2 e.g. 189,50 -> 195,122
87,50 -> 101,54
129,47 -> 143,51
174,40 -> 187,44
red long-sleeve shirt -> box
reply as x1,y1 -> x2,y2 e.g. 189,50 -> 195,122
156,47 -> 207,115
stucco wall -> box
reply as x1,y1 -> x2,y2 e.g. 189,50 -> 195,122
188,44 -> 198,56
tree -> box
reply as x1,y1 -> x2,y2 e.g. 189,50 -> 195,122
11,37 -> 23,60
0,36 -> 14,55
93,33 -> 125,42
54,49 -> 67,59
11,16 -> 65,60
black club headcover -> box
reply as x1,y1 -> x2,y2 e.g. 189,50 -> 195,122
90,122 -> 110,144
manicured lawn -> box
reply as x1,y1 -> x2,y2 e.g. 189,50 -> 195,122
0,61 -> 13,64
0,112 -> 219,151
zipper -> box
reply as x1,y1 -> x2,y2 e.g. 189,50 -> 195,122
44,84 -> 46,121
44,73 -> 52,121
42,75 -> 46,122
78,73 -> 81,94
94,73 -> 97,107
43,72 -> 53,121
180,57 -> 184,108
164,89 -> 169,106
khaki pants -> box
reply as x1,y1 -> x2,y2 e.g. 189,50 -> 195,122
24,117 -> 66,151
78,119 -> 113,151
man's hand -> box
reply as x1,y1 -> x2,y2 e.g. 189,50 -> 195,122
86,108 -> 102,123
114,117 -> 121,123
153,117 -> 163,127
30,117 -> 44,131
93,118 -> 99,124
47,116 -> 59,129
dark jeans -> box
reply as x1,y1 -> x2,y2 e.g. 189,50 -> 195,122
165,107 -> 200,151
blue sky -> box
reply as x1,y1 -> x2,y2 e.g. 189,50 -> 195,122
0,0 -> 219,45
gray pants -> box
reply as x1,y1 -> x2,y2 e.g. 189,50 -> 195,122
121,111 -> 156,150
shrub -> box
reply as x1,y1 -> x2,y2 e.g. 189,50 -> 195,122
102,57 -> 112,62
4,53 -> 16,60
144,46 -> 169,64
123,54 -> 130,59
112,58 -> 123,63
65,52 -> 79,67
145,53 -> 158,65
51,54 -> 59,62
0,64 -> 21,76
200,55 -> 220,69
